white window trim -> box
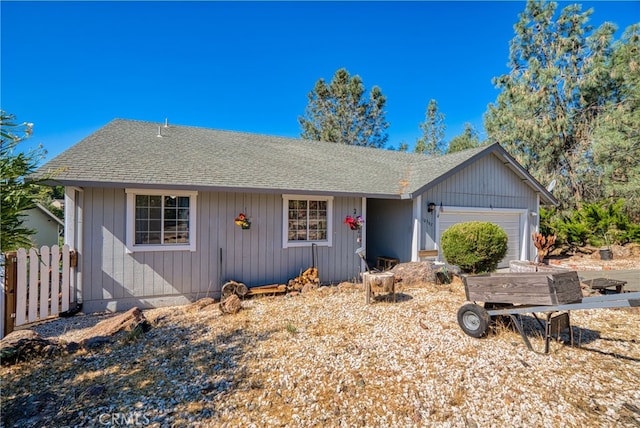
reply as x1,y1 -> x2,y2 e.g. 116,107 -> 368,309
282,194 -> 333,248
125,188 -> 197,253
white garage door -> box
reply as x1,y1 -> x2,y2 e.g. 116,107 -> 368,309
436,209 -> 523,268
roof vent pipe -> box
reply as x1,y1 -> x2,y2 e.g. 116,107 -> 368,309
164,118 -> 169,128
157,126 -> 162,137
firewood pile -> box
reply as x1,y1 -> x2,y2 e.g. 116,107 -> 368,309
218,267 -> 320,314
288,267 -> 320,293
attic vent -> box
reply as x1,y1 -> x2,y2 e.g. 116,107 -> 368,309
157,126 -> 162,138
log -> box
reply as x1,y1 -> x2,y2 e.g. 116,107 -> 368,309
221,281 -> 238,299
235,282 -> 248,297
219,294 -> 242,314
222,280 -> 249,298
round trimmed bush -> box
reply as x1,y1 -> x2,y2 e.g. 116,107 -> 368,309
440,221 -> 508,274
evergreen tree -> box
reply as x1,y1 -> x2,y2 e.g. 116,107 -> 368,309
1,111 -> 48,251
484,0 -> 618,211
397,142 -> 409,152
592,24 -> 640,220
447,123 -> 481,154
415,99 -> 446,155
298,68 -> 389,148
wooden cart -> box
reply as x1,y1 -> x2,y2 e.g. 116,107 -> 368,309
458,271 -> 640,353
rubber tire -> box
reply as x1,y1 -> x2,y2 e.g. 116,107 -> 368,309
457,303 -> 491,338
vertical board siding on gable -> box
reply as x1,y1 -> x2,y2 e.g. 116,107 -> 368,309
80,188 -> 362,311
425,155 -> 536,209
419,153 -> 538,256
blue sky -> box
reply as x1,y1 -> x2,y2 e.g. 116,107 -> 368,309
2,1 -> 639,162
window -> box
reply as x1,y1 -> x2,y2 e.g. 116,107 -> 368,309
126,189 -> 197,252
282,195 -> 333,248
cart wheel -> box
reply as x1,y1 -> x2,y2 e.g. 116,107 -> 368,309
457,304 -> 491,338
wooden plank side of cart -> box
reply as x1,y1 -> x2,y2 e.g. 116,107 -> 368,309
461,271 -> 583,306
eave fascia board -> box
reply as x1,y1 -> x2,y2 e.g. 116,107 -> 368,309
408,143 -> 500,197
43,179 -> 407,199
409,143 -> 559,206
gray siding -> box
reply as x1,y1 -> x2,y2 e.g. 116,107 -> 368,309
23,208 -> 62,248
418,153 -> 538,259
80,188 -> 363,312
366,199 -> 413,264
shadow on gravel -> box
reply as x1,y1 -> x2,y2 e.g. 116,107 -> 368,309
490,314 -> 640,361
369,292 -> 414,303
371,293 -> 413,304
1,316 -> 275,427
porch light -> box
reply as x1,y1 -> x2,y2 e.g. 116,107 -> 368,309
427,202 -> 436,213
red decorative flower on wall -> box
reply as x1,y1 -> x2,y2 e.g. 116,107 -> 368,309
234,213 -> 251,229
344,215 -> 364,231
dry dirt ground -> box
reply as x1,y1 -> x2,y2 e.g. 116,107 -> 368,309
549,244 -> 640,271
1,266 -> 639,428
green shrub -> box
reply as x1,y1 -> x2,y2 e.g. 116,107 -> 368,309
545,199 -> 640,247
440,221 -> 508,274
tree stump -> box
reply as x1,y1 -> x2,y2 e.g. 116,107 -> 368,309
362,271 -> 395,304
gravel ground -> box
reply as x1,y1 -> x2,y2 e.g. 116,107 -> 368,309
2,278 -> 640,428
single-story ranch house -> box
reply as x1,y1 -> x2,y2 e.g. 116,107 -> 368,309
34,119 -> 557,312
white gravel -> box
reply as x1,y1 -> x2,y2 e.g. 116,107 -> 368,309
2,279 -> 639,427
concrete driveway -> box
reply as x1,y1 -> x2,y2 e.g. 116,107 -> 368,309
577,270 -> 640,293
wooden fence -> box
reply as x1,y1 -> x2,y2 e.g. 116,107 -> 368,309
2,245 -> 77,338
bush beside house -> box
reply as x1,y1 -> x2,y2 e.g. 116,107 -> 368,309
441,221 -> 508,273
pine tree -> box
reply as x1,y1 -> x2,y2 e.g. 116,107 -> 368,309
415,99 -> 446,155
484,0 -> 617,210
446,123 -> 481,154
298,68 -> 389,148
593,24 -> 640,220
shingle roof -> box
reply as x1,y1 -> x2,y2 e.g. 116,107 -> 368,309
34,119 -> 554,202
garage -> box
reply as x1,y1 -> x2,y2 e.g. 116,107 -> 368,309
435,207 -> 527,268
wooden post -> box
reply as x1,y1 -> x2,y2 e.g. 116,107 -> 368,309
3,252 -> 17,337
